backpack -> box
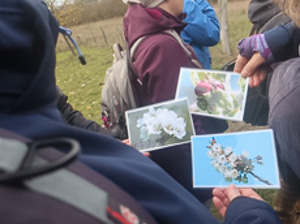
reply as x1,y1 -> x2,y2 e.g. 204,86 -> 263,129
0,128 -> 157,224
101,30 -> 202,140
100,41 -> 140,140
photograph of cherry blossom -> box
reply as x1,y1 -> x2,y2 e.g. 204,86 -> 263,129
175,67 -> 249,121
191,129 -> 280,189
125,98 -> 195,152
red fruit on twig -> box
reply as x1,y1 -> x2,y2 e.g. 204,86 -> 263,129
194,81 -> 212,96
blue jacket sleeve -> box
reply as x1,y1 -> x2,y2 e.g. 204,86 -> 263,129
181,0 -> 220,46
265,22 -> 300,61
224,197 -> 281,224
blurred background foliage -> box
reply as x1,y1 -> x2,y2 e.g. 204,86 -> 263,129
46,0 -> 128,27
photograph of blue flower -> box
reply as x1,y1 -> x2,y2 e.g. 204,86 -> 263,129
191,129 -> 280,189
175,67 -> 249,121
126,98 -> 195,152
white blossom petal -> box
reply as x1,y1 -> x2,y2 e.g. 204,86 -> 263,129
224,147 -> 232,155
140,126 -> 149,141
242,150 -> 249,158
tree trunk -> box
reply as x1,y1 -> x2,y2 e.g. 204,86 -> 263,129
218,0 -> 231,55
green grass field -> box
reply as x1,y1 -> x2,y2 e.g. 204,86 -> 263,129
56,46 -> 112,122
55,0 -> 277,215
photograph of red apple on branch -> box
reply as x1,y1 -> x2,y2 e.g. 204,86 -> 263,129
175,68 -> 249,121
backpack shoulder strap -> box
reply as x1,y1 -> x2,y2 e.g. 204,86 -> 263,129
129,36 -> 147,60
163,29 -> 203,68
163,30 -> 189,54
128,29 -> 203,69
130,30 -> 193,59
112,43 -> 124,61
126,36 -> 148,87
257,11 -> 290,34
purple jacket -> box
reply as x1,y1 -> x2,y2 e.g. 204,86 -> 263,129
123,4 -> 199,106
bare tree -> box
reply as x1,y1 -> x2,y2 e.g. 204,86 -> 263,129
45,0 -> 65,12
218,0 -> 231,55
45,0 -> 73,25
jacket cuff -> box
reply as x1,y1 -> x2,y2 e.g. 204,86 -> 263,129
224,196 -> 281,224
264,22 -> 295,61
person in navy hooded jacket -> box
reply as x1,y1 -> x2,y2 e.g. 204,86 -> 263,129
0,0 -> 281,223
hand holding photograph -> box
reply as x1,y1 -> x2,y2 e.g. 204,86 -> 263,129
175,68 -> 249,121
125,98 -> 195,152
191,130 -> 280,189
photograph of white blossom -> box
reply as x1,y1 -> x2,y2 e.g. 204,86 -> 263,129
175,67 -> 249,121
191,129 -> 280,189
125,98 -> 195,152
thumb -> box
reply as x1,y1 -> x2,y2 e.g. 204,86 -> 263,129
234,55 -> 249,73
225,184 -> 241,202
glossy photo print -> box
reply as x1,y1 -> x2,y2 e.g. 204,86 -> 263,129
191,129 -> 280,189
175,68 -> 249,121
125,98 -> 195,152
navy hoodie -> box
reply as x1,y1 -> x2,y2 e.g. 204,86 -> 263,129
0,0 -> 281,223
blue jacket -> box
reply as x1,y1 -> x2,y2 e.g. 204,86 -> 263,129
0,0 -> 281,223
181,0 -> 220,68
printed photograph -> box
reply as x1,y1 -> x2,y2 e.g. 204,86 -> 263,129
125,98 -> 195,152
191,129 -> 280,189
175,68 -> 249,121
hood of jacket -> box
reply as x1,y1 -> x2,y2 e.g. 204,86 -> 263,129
123,4 -> 186,48
0,0 -> 58,113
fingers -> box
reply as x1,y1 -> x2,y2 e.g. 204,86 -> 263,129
213,186 -> 264,218
252,73 -> 261,87
234,55 -> 249,73
212,196 -> 227,217
142,152 -> 150,157
259,69 -> 267,82
248,68 -> 267,88
213,188 -> 227,201
234,53 -> 267,84
216,191 -> 230,208
122,138 -> 130,144
212,186 -> 238,217
240,52 -> 266,78
121,138 -> 132,146
121,139 -> 150,157
212,188 -> 228,217
224,184 -> 241,202
239,188 -> 264,201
